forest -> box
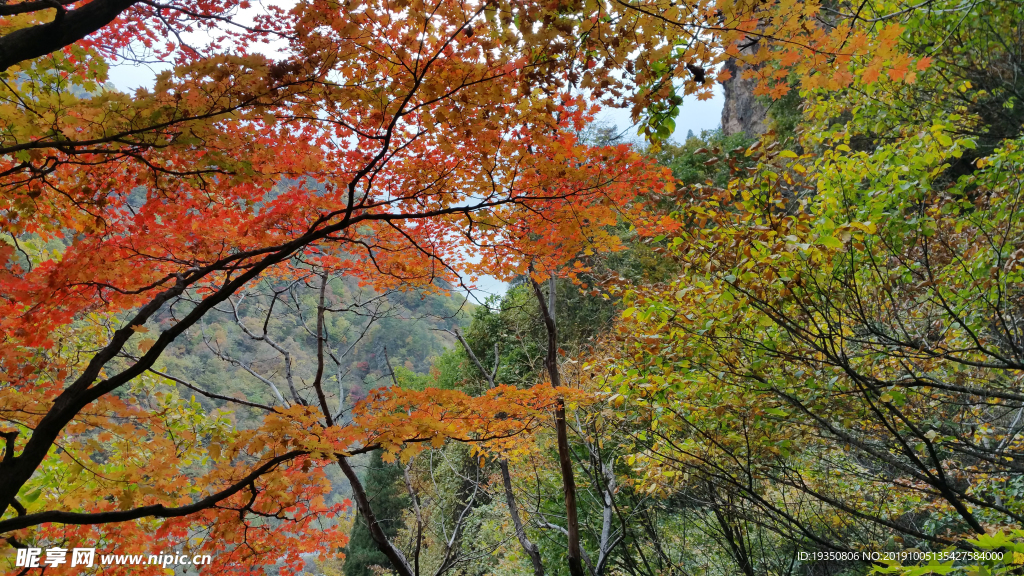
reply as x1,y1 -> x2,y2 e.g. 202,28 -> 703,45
1,0 -> 1023,573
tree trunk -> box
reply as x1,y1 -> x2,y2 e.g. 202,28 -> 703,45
530,275 -> 585,576
500,459 -> 546,576
336,455 -> 415,576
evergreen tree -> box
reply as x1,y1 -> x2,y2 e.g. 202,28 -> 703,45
343,451 -> 410,576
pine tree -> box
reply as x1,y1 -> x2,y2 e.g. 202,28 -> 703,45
343,451 -> 410,576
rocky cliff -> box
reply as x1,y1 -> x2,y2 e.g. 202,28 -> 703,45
720,57 -> 768,137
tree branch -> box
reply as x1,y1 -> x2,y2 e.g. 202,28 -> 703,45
0,0 -> 140,71
0,451 -> 304,533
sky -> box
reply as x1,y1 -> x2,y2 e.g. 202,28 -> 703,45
106,62 -> 724,302
594,85 -> 725,145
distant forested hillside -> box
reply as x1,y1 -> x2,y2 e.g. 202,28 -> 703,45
152,276 -> 469,429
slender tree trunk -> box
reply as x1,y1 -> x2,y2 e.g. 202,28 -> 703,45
500,459 -> 546,576
311,273 -> 333,419
595,456 -> 619,575
302,284 -> 415,576
336,455 -> 415,576
710,488 -> 755,576
402,460 -> 423,576
530,275 -> 585,576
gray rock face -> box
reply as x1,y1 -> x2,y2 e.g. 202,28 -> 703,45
720,57 -> 768,137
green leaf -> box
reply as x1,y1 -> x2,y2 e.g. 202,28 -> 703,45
820,235 -> 844,249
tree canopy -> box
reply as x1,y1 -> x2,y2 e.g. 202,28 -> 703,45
3,0 -> 1023,573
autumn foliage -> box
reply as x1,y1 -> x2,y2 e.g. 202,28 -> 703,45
5,0 -> 1019,572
